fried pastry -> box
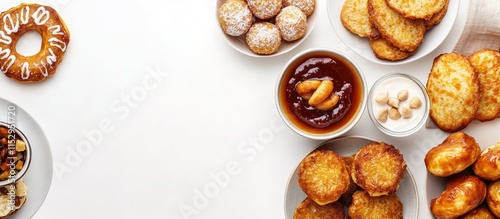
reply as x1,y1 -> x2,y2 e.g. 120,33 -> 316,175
473,142 -> 500,181
0,3 -> 71,83
293,197 -> 345,219
426,52 -> 480,132
339,154 -> 359,205
218,0 -> 254,37
340,0 -> 379,39
298,149 -> 350,205
351,142 -> 406,196
468,49 -> 500,122
284,0 -> 315,17
348,190 -> 403,219
385,0 -> 448,20
425,132 -> 481,177
430,174 -> 487,219
425,0 -> 450,30
487,180 -> 500,217
461,206 -> 496,219
247,0 -> 282,20
276,6 -> 307,42
246,22 -> 282,55
369,37 -> 416,61
368,0 -> 426,52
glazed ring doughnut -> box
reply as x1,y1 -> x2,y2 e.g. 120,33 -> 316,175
0,3 -> 70,83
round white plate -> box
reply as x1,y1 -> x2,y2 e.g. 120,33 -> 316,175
284,136 -> 419,218
326,0 -> 459,65
215,0 -> 319,57
0,97 -> 53,219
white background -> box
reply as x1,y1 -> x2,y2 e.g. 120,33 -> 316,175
0,0 -> 497,218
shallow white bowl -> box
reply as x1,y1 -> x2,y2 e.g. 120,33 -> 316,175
215,0 -> 318,57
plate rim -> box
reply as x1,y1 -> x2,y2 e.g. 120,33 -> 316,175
0,96 -> 53,219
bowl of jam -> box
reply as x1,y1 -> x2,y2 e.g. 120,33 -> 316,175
276,48 -> 367,140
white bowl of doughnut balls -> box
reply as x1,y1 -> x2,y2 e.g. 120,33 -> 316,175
216,0 -> 318,57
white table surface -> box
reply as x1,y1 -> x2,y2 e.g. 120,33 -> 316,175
1,0 -> 497,218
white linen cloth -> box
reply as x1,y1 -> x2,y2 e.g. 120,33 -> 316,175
453,0 -> 500,55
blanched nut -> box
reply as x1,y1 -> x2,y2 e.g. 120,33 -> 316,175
316,94 -> 340,110
377,108 -> 389,123
387,97 -> 400,108
375,91 -> 389,104
401,107 -> 412,119
397,89 -> 409,101
308,80 -> 334,106
409,97 -> 422,109
389,108 -> 401,120
296,80 -> 321,99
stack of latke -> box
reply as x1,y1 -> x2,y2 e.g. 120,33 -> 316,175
340,0 -> 449,61
293,142 -> 407,219
426,49 -> 500,132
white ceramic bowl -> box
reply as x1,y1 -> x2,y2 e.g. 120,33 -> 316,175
215,0 -> 318,57
367,73 -> 430,137
276,48 -> 367,140
0,121 -> 32,187
284,136 -> 419,219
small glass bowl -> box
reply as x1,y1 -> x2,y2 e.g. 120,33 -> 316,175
368,73 -> 430,137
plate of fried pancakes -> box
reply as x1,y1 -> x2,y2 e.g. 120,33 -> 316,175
327,0 -> 459,64
284,136 -> 418,219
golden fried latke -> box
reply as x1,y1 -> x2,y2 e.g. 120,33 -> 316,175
473,142 -> 500,181
340,0 -> 379,39
348,190 -> 403,219
461,206 -> 496,219
368,0 -> 426,52
425,132 -> 481,177
426,52 -> 480,132
298,149 -> 350,205
425,0 -> 450,30
385,0 -> 447,20
431,174 -> 487,219
339,154 -> 359,205
351,142 -> 406,196
487,180 -> 500,218
293,197 -> 345,219
369,37 -> 416,61
468,49 -> 500,122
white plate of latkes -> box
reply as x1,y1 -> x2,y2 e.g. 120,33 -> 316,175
327,0 -> 459,65
284,136 -> 419,219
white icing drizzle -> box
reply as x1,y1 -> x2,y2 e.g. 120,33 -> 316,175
21,62 -> 29,79
32,6 -> 50,26
3,14 -> 20,35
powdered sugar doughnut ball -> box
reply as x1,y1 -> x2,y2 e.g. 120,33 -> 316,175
276,6 -> 307,41
247,0 -> 283,20
246,22 -> 282,55
218,0 -> 254,36
284,0 -> 315,16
